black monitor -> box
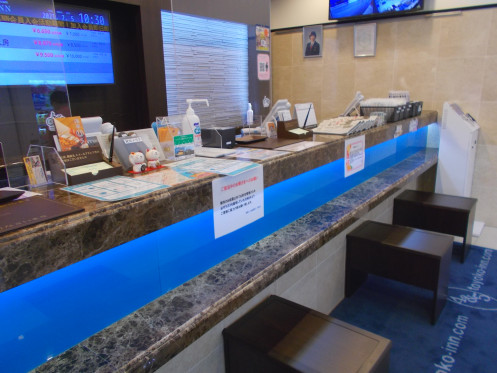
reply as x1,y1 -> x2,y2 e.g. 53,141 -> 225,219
329,0 -> 423,22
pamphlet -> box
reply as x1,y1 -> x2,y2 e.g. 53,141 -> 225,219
23,155 -> 47,186
171,158 -> 259,176
173,134 -> 195,160
231,148 -> 289,161
266,122 -> 277,138
194,147 -> 236,158
54,116 -> 89,151
276,141 -> 324,152
62,176 -> 168,202
135,168 -> 214,186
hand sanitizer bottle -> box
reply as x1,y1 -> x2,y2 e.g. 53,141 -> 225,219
182,99 -> 209,147
247,103 -> 254,125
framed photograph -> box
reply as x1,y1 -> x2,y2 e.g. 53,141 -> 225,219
303,25 -> 323,58
354,23 -> 377,57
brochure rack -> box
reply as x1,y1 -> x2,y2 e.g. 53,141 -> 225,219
27,145 -> 66,186
27,145 -> 122,186
0,142 -> 8,187
155,115 -> 194,161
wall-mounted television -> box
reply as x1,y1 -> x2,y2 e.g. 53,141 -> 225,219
0,1 -> 114,86
329,0 -> 423,21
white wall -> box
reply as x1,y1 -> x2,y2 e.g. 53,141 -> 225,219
271,0 -> 497,29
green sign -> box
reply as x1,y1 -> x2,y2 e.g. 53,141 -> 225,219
174,134 -> 194,145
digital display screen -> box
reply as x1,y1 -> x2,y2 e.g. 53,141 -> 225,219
0,0 -> 114,85
329,0 -> 423,20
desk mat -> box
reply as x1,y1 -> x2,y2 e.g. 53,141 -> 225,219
0,196 -> 83,235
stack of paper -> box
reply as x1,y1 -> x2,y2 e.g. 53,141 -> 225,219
313,116 -> 378,136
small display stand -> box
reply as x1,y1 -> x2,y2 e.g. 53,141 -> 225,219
27,145 -> 66,186
58,148 -> 122,185
277,119 -> 313,139
0,142 -> 8,187
28,145 -> 122,186
155,115 -> 195,161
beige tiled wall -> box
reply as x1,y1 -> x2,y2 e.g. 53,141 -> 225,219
272,8 -> 497,227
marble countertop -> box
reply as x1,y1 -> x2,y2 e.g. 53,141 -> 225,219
35,146 -> 438,372
0,111 -> 437,293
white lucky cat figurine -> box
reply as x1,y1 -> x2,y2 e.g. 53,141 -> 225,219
129,151 -> 146,173
146,147 -> 161,169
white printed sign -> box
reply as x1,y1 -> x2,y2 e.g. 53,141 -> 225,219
344,135 -> 365,178
394,124 -> 403,138
212,165 -> 264,238
257,53 -> 270,80
409,118 -> 419,133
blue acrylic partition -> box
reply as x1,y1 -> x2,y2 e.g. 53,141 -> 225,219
0,124 -> 434,372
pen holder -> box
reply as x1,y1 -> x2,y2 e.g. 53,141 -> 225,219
277,119 -> 313,139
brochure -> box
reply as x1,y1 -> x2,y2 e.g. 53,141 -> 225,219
23,155 -> 47,186
171,158 -> 259,176
62,176 -> 168,202
54,116 -> 89,151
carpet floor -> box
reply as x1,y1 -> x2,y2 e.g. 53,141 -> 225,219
331,244 -> 497,373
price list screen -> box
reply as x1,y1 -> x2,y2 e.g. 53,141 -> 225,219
0,0 -> 114,85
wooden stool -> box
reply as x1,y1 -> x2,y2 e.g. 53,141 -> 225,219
223,295 -> 391,373
393,190 -> 476,262
346,221 -> 453,324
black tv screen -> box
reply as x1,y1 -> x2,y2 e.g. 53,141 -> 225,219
329,0 -> 423,21
0,1 -> 114,86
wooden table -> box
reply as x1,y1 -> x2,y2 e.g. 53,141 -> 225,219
223,295 -> 392,373
393,190 -> 477,262
346,221 -> 453,324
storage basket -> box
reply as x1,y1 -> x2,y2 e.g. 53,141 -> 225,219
412,101 -> 423,116
406,102 -> 414,117
361,105 -> 401,122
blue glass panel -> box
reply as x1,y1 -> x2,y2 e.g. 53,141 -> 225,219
0,124 -> 433,372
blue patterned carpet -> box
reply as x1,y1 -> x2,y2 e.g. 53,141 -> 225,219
331,244 -> 497,373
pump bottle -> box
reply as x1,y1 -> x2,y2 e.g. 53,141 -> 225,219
182,99 -> 209,147
247,103 -> 254,125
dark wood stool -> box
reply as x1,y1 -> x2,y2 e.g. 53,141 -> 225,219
346,221 -> 453,324
223,295 -> 392,373
393,190 -> 477,263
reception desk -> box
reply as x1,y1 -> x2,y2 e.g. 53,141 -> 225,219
0,112 -> 438,372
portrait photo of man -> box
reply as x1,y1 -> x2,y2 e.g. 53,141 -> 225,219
303,25 -> 323,58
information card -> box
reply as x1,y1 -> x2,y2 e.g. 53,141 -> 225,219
62,176 -> 168,201
212,165 -> 264,238
344,135 -> 365,177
